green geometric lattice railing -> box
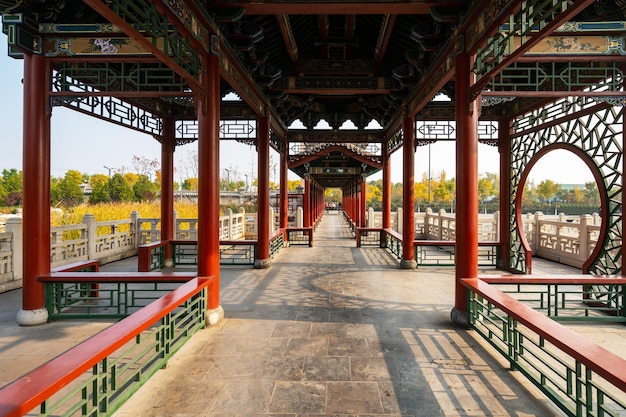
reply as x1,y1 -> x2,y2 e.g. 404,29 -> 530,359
0,278 -> 209,417
40,272 -> 197,319
477,276 -> 626,322
463,277 -> 626,417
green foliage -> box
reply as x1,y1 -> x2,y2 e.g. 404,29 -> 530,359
57,170 -> 85,206
107,173 -> 134,202
89,181 -> 110,204
183,177 -> 199,191
133,175 -> 157,201
0,177 -> 5,204
536,179 -> 561,203
1,169 -> 22,206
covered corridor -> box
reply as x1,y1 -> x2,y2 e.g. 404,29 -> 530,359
106,213 -> 565,416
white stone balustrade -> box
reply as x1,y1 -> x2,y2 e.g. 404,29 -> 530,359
0,209 -> 604,293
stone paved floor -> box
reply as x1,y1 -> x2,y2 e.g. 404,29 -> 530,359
1,212 -> 624,416
112,213 -> 565,417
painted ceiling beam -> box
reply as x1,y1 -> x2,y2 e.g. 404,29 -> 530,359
213,2 -> 464,15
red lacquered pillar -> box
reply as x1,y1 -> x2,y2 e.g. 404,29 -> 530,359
401,115 -> 416,269
161,118 -> 175,265
351,182 -> 356,224
452,51 -> 479,327
382,142 -> 391,230
360,174 -> 367,227
498,118 -> 511,271
304,173 -> 311,228
18,53 -> 51,326
280,146 -> 288,229
255,116 -> 271,268
197,48 -> 223,324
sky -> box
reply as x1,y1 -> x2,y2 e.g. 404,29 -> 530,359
0,32 -> 595,186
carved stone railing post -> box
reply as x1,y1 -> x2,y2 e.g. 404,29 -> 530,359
130,211 -> 141,248
494,211 -> 501,241
173,210 -> 179,239
296,207 -> 303,228
225,208 -> 233,240
82,214 -> 97,260
269,206 -> 275,235
239,207 -> 246,239
438,209 -> 446,240
368,207 -> 375,228
6,218 -> 22,282
397,208 -> 403,234
579,214 -> 592,261
534,212 -> 544,254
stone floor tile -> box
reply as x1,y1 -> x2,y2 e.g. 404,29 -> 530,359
349,357 -> 397,381
284,337 -> 329,357
253,356 -> 305,381
303,356 -> 351,381
209,381 -> 274,413
325,381 -> 384,414
327,338 -> 370,356
272,321 -> 312,338
377,380 -> 442,416
268,381 -> 326,414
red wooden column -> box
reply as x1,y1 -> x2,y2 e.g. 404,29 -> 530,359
197,48 -> 223,325
304,172 -> 311,227
401,115 -> 417,269
346,185 -> 352,219
352,183 -> 356,222
498,118 -> 512,270
452,51 -> 479,327
17,53 -> 51,325
255,116 -> 272,268
161,118 -> 175,265
360,173 -> 367,227
280,145 -> 289,229
382,141 -> 391,229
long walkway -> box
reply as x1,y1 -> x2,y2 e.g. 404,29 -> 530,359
113,213 -> 563,416
1,213 -> 623,416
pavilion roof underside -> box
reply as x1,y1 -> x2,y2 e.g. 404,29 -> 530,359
1,0 -> 625,186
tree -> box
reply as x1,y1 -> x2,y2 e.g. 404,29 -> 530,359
584,181 -> 599,206
287,179 -> 302,191
1,169 -> 22,206
123,172 -> 139,187
366,182 -> 382,210
183,177 -> 199,191
177,150 -> 198,186
57,170 -> 84,206
107,173 -> 134,202
324,188 -> 342,205
88,174 -> 110,204
131,155 -> 159,177
0,177 -> 6,205
478,176 -> 494,211
414,181 -> 428,210
536,179 -> 560,204
133,174 -> 157,201
50,177 -> 61,206
90,181 -> 110,204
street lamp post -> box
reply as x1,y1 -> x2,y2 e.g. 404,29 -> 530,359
103,165 -> 115,178
225,168 -> 231,190
244,173 -> 249,191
